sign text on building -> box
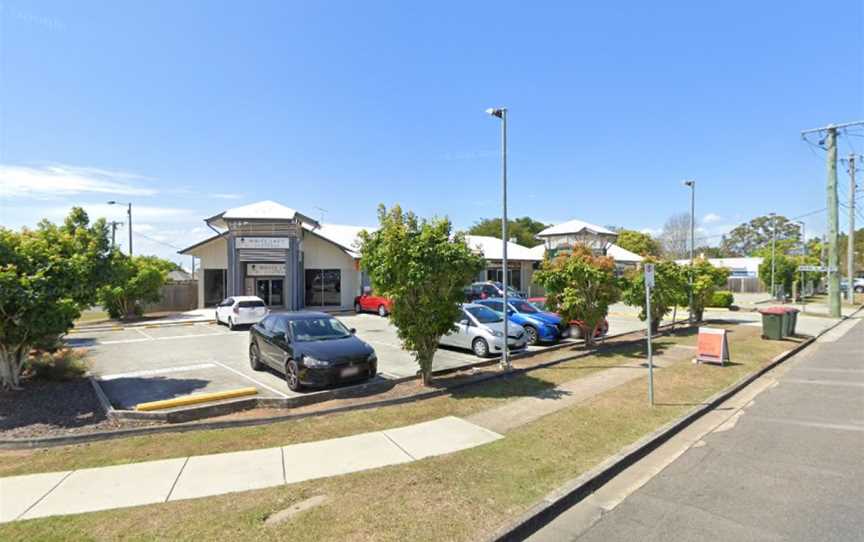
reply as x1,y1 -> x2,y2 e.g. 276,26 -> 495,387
246,263 -> 286,276
236,237 -> 292,249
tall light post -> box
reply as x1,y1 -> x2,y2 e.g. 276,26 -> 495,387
683,180 -> 696,322
797,220 -> 806,312
486,106 -> 510,370
769,212 -> 776,299
107,201 -> 133,256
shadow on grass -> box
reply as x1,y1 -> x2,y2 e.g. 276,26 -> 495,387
450,373 -> 568,402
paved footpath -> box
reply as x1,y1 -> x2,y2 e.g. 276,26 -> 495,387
529,315 -> 864,542
0,416 -> 500,522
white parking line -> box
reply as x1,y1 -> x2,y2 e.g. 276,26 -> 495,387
134,328 -> 154,340
98,363 -> 217,381
211,361 -> 289,398
98,332 -> 234,346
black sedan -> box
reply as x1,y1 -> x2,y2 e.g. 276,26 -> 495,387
249,312 -> 377,391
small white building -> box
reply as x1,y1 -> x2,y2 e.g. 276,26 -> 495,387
464,235 -> 542,294
535,219 -> 618,256
179,201 -> 372,311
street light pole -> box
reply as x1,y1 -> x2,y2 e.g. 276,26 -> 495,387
770,213 -> 776,299
683,180 -> 695,322
486,107 -> 510,370
797,220 -> 806,312
107,201 -> 133,256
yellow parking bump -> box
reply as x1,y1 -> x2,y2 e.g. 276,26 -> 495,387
111,326 -> 124,331
135,387 -> 258,411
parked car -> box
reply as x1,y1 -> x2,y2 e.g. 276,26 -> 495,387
440,303 -> 528,357
840,278 -> 864,294
215,296 -> 268,330
249,312 -> 377,391
354,290 -> 393,316
463,281 -> 526,302
528,297 -> 609,340
475,297 -> 566,345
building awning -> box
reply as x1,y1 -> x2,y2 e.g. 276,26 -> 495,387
205,200 -> 320,229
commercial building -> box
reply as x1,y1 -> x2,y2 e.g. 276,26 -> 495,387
179,201 -> 369,311
464,235 -> 542,295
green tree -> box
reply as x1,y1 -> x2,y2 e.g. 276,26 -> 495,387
688,259 -> 731,321
616,229 -> 662,257
468,216 -> 548,247
720,214 -> 801,256
621,258 -> 687,332
533,245 -> 620,346
0,208 -> 112,389
360,205 -> 484,385
98,255 -> 174,319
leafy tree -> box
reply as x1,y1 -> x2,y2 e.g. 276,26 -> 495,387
720,214 -> 801,257
659,213 -> 691,259
616,229 -> 662,257
360,205 -> 484,385
98,255 -> 174,319
621,258 -> 687,332
468,216 -> 548,247
687,259 -> 731,321
533,245 -> 620,346
0,208 -> 112,389
838,228 -> 864,277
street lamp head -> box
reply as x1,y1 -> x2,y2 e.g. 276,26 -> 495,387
485,107 -> 506,118
683,180 -> 695,187
107,200 -> 117,205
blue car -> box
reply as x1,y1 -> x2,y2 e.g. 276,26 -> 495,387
475,297 -> 568,345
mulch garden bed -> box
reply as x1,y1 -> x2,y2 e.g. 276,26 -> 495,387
0,378 -> 156,439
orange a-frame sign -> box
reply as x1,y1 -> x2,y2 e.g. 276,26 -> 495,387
696,327 -> 729,366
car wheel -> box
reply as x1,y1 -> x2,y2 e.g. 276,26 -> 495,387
354,302 -> 362,314
378,304 -> 388,317
249,343 -> 263,371
285,360 -> 302,391
524,325 -> 539,346
472,337 -> 490,357
855,286 -> 864,293
228,317 -> 235,331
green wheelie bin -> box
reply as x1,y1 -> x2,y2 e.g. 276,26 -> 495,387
758,307 -> 786,340
782,307 -> 799,337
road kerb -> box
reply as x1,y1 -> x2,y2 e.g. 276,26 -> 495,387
135,387 -> 258,411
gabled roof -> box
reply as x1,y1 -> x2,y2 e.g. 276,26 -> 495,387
606,243 -> 643,263
465,235 -> 542,261
536,219 -> 617,237
205,200 -> 320,229
303,223 -> 375,259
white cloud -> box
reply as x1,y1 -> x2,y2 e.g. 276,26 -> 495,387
0,164 -> 157,199
639,227 -> 662,236
209,193 -> 244,200
702,212 -> 722,224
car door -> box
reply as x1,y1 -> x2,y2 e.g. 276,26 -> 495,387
440,310 -> 469,348
217,298 -> 232,322
255,316 -> 279,367
267,317 -> 290,369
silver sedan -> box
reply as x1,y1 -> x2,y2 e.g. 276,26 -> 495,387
439,303 -> 527,357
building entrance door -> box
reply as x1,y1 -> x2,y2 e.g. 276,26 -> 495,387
255,278 -> 284,307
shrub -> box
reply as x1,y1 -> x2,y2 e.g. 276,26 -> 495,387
708,290 -> 734,308
28,348 -> 88,381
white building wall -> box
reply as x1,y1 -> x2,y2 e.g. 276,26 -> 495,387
190,237 -> 228,309
302,232 -> 359,309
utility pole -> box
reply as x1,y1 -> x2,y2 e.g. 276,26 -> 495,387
683,180 -> 695,321
770,212 -> 777,299
108,221 -> 123,248
486,107 -> 510,370
847,154 -> 857,302
797,220 -> 806,312
801,121 -> 864,317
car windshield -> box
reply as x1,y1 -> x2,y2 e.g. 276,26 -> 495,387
529,299 -> 547,311
466,306 -> 503,324
511,301 -> 539,314
238,300 -> 266,308
289,317 -> 352,342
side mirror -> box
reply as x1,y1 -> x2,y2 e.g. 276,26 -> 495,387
280,331 -> 290,343
459,318 -> 470,326
349,328 -> 357,334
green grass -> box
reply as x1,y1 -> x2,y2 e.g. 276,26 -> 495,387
0,324 -> 798,542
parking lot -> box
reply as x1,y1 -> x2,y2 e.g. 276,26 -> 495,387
70,310 -> 657,412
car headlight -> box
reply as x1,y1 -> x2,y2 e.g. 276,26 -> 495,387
367,352 -> 377,363
487,328 -> 504,337
303,356 -> 330,368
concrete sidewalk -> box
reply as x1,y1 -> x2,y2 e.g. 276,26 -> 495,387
0,416 -> 501,523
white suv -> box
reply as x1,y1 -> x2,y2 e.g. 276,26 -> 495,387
215,296 -> 268,330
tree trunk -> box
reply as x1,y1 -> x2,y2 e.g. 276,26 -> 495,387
0,346 -> 25,390
417,346 -> 435,387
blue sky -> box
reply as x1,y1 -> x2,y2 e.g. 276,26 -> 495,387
1,0 -> 862,266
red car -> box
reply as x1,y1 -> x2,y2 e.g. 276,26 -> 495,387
528,297 -> 609,339
354,292 -> 393,317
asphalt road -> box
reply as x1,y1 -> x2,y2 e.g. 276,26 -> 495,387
530,316 -> 864,542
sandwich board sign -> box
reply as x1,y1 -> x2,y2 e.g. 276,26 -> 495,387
695,327 -> 729,366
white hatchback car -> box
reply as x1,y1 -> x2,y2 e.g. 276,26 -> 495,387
215,296 -> 269,330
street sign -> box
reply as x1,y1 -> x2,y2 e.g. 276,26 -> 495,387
797,265 -> 831,272
644,263 -> 655,288
695,327 -> 730,366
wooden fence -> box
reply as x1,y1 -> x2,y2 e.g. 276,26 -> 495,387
725,276 -> 764,293
143,281 -> 198,313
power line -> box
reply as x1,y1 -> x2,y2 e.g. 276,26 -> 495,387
132,230 -> 183,251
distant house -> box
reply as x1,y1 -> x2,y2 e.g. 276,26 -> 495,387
166,268 -> 194,282
530,241 -> 642,276
535,219 -> 618,256
674,256 -> 765,293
